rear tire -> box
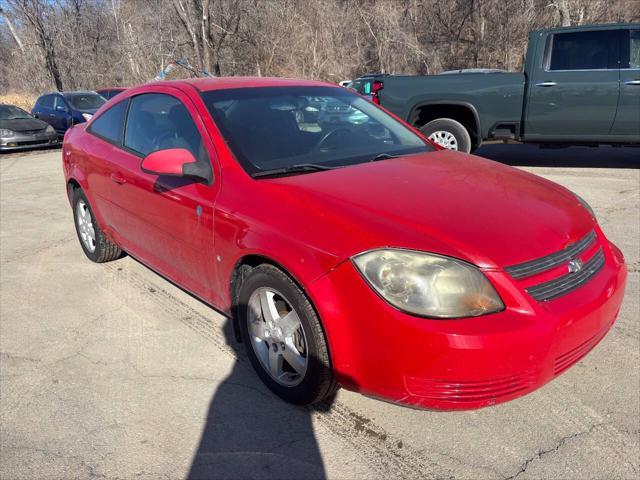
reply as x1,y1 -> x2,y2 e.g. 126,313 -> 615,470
237,264 -> 337,405
72,188 -> 121,263
421,118 -> 472,153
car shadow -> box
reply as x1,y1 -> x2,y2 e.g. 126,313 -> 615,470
475,143 -> 639,169
187,317 -> 334,480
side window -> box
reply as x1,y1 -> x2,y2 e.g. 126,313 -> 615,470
124,93 -> 205,160
362,80 -> 373,95
88,100 -> 128,144
39,95 -> 54,109
349,80 -> 362,93
627,30 -> 640,69
549,30 -> 619,71
53,96 -> 67,111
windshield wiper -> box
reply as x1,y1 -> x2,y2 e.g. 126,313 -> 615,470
370,153 -> 400,162
252,163 -> 336,178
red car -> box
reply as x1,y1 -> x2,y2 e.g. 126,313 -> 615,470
63,78 -> 627,410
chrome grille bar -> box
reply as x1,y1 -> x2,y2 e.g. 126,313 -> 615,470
525,248 -> 605,302
505,230 -> 596,280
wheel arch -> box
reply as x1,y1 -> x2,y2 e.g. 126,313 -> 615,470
66,178 -> 81,204
227,251 -> 336,361
408,101 -> 482,150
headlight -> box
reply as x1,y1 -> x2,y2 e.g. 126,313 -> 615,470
81,113 -> 93,122
574,192 -> 596,220
0,129 -> 15,138
45,125 -> 55,133
352,249 -> 504,318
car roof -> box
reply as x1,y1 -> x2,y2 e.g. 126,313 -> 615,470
62,90 -> 100,95
37,90 -> 99,98
147,76 -> 336,92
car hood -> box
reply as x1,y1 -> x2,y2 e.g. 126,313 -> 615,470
268,150 -> 594,269
0,117 -> 49,132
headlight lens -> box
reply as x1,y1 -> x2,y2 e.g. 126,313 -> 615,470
352,249 -> 504,318
45,125 -> 55,133
81,113 -> 93,122
574,192 -> 596,220
0,129 -> 15,137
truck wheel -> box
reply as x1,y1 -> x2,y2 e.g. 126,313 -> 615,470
420,118 -> 472,153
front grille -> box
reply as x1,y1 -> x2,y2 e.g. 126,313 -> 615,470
17,129 -> 46,135
526,248 -> 605,301
405,371 -> 536,404
14,139 -> 53,147
505,230 -> 596,279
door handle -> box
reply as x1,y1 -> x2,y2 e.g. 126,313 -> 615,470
624,80 -> 640,86
110,173 -> 126,185
535,81 -> 557,87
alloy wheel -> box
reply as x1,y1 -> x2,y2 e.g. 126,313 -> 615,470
76,199 -> 96,252
247,287 -> 308,387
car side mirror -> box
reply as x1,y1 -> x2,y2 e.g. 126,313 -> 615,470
141,148 -> 211,183
56,105 -> 67,112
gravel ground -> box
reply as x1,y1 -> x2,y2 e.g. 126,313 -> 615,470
1,144 -> 638,479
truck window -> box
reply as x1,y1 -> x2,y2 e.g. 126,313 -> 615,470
548,30 -> 619,71
628,30 -> 640,69
349,80 -> 362,93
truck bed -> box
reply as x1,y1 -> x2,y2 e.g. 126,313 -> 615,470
379,72 -> 526,140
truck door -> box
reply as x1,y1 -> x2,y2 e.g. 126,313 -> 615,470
611,29 -> 640,138
525,28 -> 621,141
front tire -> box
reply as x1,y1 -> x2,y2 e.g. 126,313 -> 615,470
72,188 -> 121,263
421,118 -> 472,153
237,264 -> 336,405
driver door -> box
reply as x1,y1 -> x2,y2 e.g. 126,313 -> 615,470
107,88 -> 219,300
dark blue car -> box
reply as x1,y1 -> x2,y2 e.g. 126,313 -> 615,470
31,91 -> 106,136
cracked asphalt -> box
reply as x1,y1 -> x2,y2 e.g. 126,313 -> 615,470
1,144 -> 638,479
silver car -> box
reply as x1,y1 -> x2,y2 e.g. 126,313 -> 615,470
0,104 -> 58,152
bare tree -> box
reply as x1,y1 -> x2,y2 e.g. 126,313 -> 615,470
0,0 -> 637,95
0,6 -> 24,52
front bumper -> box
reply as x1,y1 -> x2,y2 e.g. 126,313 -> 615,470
309,236 -> 627,410
0,131 -> 59,151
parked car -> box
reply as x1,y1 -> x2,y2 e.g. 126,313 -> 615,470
32,91 -> 106,136
96,88 -> 126,100
0,104 -> 58,151
63,78 -> 627,410
347,73 -> 388,101
362,23 -> 640,152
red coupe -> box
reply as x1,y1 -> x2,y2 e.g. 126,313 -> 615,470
62,78 -> 627,410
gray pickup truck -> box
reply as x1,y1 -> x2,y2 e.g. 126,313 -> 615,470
355,23 -> 639,153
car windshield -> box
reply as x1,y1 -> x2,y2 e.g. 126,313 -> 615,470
200,86 -> 432,176
64,93 -> 106,110
0,105 -> 32,120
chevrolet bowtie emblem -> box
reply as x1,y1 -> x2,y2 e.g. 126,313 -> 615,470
568,258 -> 584,274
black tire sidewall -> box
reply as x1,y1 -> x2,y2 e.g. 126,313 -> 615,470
237,265 -> 333,405
421,118 -> 472,153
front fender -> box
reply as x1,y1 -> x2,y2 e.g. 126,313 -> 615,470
213,206 -> 341,313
